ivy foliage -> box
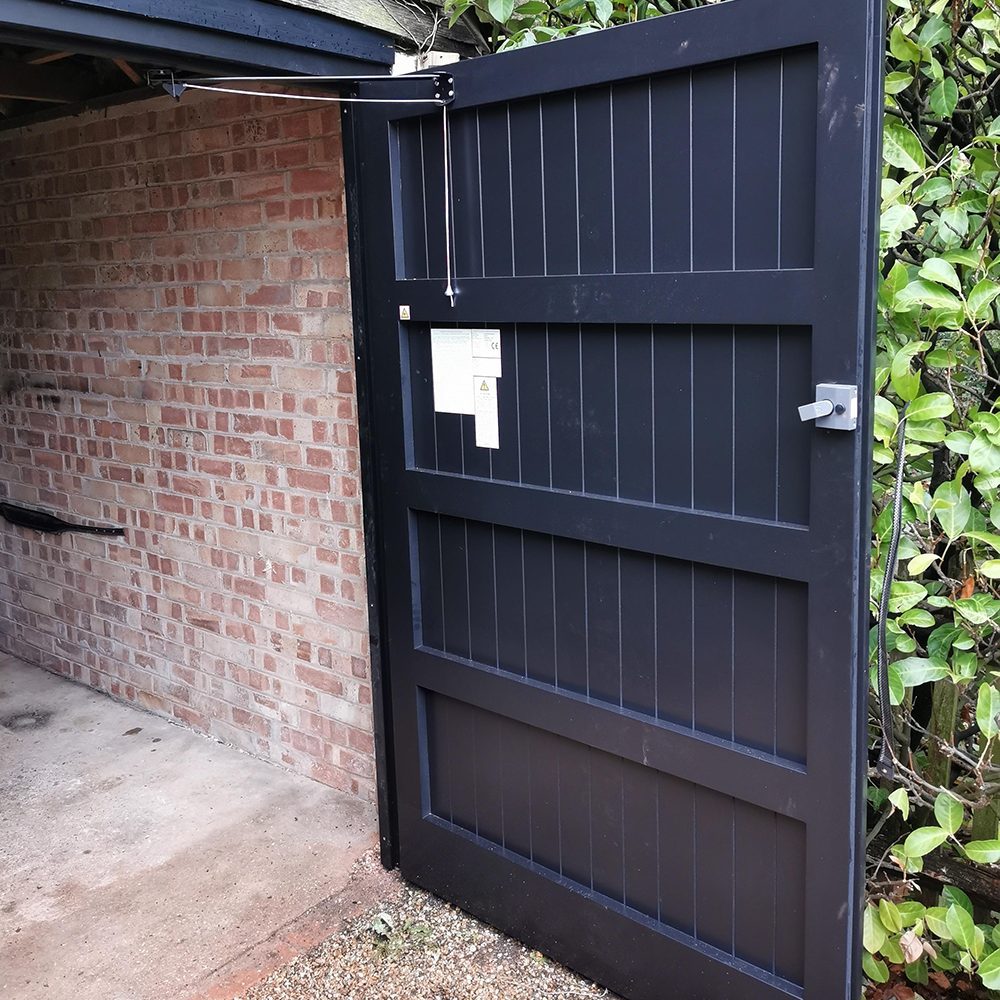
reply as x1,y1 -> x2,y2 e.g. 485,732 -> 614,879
444,0 -> 1000,992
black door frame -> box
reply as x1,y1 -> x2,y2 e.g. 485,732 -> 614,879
343,100 -> 402,866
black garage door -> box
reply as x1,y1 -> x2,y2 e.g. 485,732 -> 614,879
348,2 -> 884,997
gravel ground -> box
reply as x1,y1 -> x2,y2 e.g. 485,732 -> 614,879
238,851 -> 617,1000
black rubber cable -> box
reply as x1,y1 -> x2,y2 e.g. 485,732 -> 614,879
876,405 -> 908,780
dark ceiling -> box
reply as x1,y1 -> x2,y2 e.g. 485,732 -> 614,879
0,43 -> 151,122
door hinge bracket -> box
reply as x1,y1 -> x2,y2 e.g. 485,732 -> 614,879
147,70 -> 455,107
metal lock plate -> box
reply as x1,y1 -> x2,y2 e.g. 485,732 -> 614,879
798,383 -> 858,431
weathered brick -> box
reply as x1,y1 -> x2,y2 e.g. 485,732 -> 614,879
0,89 -> 373,803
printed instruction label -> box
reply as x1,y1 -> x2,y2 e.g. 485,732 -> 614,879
430,329 -> 503,450
474,376 -> 499,449
431,328 -> 475,414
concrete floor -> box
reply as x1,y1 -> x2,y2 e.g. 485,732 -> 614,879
0,655 -> 378,1000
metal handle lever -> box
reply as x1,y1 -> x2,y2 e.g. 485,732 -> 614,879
798,399 -> 835,422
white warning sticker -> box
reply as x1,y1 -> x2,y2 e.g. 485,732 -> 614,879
474,376 -> 499,450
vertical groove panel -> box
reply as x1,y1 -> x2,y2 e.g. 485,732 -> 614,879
395,118 -> 428,279
691,64 -> 735,271
440,515 -> 471,660
734,801 -> 778,971
650,71 -> 693,272
693,565 -> 733,741
473,708 -> 503,842
622,763 -> 660,920
558,737 -> 592,886
416,513 -> 444,651
694,788 -> 735,953
620,550 -> 655,716
775,579 -> 808,763
774,815 -> 807,984
655,558 -> 694,727
589,752 -> 625,901
584,543 -> 621,706
449,698 -> 479,831
466,519 -> 498,668
435,409 -> 464,476
500,717 -> 532,857
692,326 -> 734,514
494,524 -> 527,676
516,323 -> 552,488
426,693 -> 453,822
734,55 -> 782,270
523,531 -> 556,687
478,104 -> 515,277
581,324 -> 617,497
509,98 -> 546,276
451,109 -> 485,279
658,772 -> 696,935
407,329 -> 436,471
541,93 -> 579,276
652,324 -> 694,506
776,325 -> 811,524
611,79 -> 652,274
553,535 -> 588,696
548,324 -> 584,492
462,407 -> 491,479
616,324 -> 654,502
733,573 -> 778,755
778,48 -> 818,269
576,85 -> 614,275
529,728 -> 562,871
734,326 -> 779,519
419,114 -> 446,281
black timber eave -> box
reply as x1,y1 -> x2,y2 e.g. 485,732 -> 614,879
0,0 -> 395,77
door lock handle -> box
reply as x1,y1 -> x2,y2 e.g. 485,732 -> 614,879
797,384 -> 858,431
798,399 -> 835,422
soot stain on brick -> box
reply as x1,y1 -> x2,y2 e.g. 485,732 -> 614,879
0,709 -> 53,731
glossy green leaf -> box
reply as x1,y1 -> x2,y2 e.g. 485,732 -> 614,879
977,684 -> 1000,739
964,839 -> 1000,864
884,121 -> 927,171
947,904 -> 976,950
880,898 -> 903,934
864,903 -> 887,953
903,826 -> 950,857
907,553 -> 939,575
907,392 -> 955,421
934,792 -> 964,835
933,480 -> 972,538
930,77 -> 959,117
863,951 -> 890,983
920,257 -> 961,291
896,279 -> 963,312
968,279 -> 1000,320
978,947 -> 1000,990
894,656 -> 950,686
890,787 -> 911,820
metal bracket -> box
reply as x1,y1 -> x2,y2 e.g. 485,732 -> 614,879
147,70 -> 454,106
798,383 -> 858,431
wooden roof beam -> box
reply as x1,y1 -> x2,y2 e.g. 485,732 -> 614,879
22,48 -> 72,64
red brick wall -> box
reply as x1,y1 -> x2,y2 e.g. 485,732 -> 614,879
0,91 -> 375,799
